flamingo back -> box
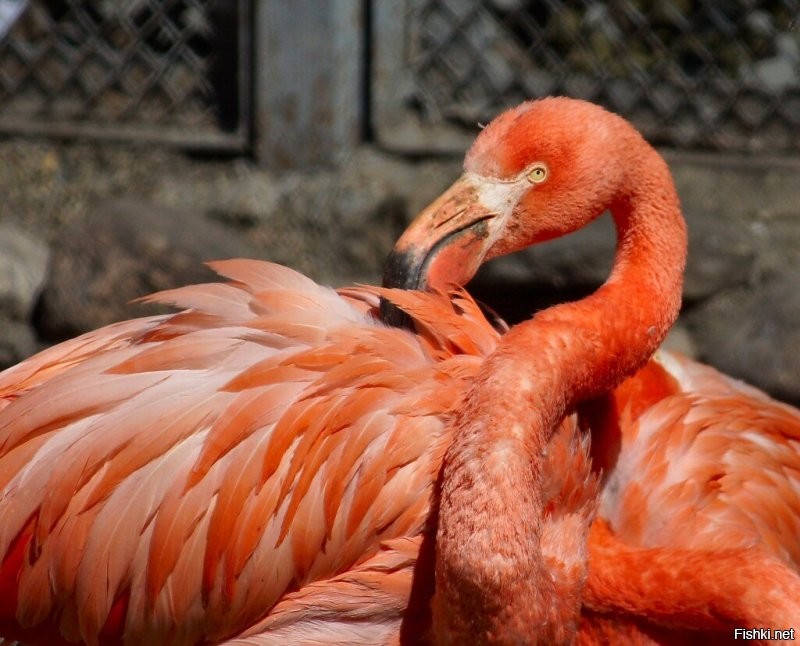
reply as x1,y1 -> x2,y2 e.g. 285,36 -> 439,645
595,350 -> 800,567
0,260 -> 499,645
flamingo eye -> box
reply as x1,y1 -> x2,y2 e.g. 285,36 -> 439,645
526,164 -> 548,184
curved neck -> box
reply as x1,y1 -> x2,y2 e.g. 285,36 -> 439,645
536,146 -> 688,406
433,146 -> 686,644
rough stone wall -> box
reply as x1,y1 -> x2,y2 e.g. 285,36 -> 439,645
0,139 -> 798,404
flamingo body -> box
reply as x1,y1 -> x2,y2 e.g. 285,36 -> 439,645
0,260 -> 498,644
382,96 -> 800,641
0,258 -> 599,645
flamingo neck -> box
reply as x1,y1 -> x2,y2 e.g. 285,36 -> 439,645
433,145 -> 686,644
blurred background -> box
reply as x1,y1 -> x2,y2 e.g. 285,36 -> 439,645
0,0 -> 798,404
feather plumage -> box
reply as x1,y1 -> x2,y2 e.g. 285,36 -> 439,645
0,260 -> 498,645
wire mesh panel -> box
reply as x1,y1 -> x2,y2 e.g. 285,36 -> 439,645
0,0 -> 249,149
374,0 -> 800,153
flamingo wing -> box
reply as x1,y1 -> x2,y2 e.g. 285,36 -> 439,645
598,350 -> 800,562
222,410 -> 599,646
224,536 -> 422,645
583,350 -> 800,637
0,260 -> 499,646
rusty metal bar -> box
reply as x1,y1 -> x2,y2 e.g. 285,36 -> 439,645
0,114 -> 248,149
253,0 -> 364,169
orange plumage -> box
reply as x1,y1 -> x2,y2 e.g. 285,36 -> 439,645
580,352 -> 800,643
0,260 -> 489,644
0,257 -> 596,644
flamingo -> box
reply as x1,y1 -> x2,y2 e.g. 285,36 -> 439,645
382,96 -> 800,642
0,96 -> 796,645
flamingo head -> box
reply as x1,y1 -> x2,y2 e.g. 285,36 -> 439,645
383,97 -> 638,296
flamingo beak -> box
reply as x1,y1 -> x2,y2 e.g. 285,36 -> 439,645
381,174 -> 498,328
382,174 -> 496,293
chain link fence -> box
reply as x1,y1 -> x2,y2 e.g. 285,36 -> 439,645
0,0 -> 248,149
376,0 -> 800,153
4,1 -> 795,157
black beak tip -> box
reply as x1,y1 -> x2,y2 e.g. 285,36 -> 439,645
382,248 -> 422,291
380,248 -> 423,330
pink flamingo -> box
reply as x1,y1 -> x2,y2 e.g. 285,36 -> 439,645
0,97 -> 797,645
384,96 -> 800,643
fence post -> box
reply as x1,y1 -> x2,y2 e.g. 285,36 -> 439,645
253,0 -> 364,169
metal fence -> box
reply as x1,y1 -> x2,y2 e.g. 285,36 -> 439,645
1,1 -> 798,159
374,0 -> 800,154
0,0 -> 249,149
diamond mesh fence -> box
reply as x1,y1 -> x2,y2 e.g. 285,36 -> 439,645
0,0 -> 248,149
403,0 -> 800,152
